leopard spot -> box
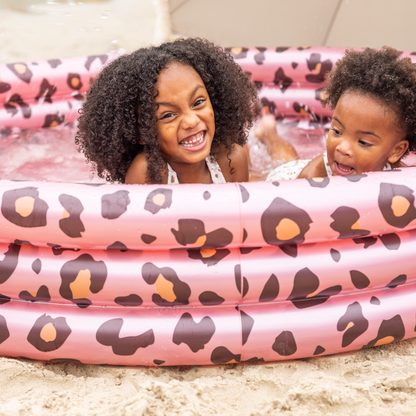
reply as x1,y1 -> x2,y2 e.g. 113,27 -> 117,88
351,221 -> 360,230
62,210 -> 70,219
275,218 -> 301,240
374,336 -> 395,346
154,273 -> 176,302
40,323 -> 57,342
153,193 -> 165,206
15,196 -> 35,217
193,235 -> 207,246
14,63 -> 27,74
391,195 -> 411,217
200,248 -> 216,258
69,269 -> 91,299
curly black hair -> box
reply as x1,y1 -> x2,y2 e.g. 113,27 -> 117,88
75,38 -> 260,183
322,46 -> 416,156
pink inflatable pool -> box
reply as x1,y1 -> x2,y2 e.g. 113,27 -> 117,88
0,47 -> 416,366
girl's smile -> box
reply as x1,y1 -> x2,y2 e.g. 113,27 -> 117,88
154,62 -> 215,167
326,92 -> 408,176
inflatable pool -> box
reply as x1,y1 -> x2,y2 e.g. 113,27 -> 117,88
0,47 -> 416,366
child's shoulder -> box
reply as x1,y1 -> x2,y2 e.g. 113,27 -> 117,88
125,152 -> 167,184
215,143 -> 249,183
297,153 -> 327,179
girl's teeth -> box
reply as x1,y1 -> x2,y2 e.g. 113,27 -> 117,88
180,132 -> 204,147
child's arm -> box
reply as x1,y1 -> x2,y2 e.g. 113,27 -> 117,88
124,153 -> 150,184
297,154 -> 327,179
217,143 -> 249,182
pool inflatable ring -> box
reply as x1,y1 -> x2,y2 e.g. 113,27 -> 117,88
0,48 -> 416,366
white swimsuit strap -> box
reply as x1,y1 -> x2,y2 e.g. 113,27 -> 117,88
322,151 -> 333,176
166,156 -> 226,184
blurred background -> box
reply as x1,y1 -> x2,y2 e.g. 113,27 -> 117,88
1,0 -> 416,64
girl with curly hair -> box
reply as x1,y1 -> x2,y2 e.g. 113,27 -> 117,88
76,38 -> 260,184
258,46 -> 416,180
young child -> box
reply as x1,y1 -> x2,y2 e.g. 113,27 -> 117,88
75,38 -> 260,184
259,46 -> 416,181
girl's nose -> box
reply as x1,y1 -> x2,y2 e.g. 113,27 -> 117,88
182,110 -> 200,129
336,139 -> 352,156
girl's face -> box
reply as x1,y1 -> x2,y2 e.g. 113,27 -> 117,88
153,62 -> 215,166
326,91 -> 408,176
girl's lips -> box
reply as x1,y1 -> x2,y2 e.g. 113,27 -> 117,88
179,131 -> 207,152
333,161 -> 355,176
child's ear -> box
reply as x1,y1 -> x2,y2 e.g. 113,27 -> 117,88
388,140 -> 409,164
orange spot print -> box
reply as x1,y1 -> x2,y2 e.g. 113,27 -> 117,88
300,109 -> 310,118
193,235 -> 207,246
351,221 -> 360,230
231,47 -> 243,54
226,359 -> 238,364
40,323 -> 57,342
15,196 -> 35,217
154,273 -> 176,302
275,218 -> 300,240
14,63 -> 27,74
374,336 -> 395,346
71,78 -> 80,88
200,248 -> 216,258
312,177 -> 324,182
69,269 -> 91,299
345,322 -> 354,331
391,196 -> 410,217
62,209 -> 70,219
314,63 -> 322,73
306,291 -> 318,298
152,193 -> 165,207
8,102 -> 18,107
49,121 -> 59,127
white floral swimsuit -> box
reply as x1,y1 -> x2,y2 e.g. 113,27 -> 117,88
266,151 -> 391,181
167,156 -> 226,184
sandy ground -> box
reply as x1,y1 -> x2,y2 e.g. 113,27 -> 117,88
1,2 -> 416,415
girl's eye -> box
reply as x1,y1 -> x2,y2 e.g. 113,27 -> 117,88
331,127 -> 341,135
160,113 -> 174,120
194,98 -> 206,107
359,140 -> 372,147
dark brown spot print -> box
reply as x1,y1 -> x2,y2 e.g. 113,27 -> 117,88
171,219 -> 233,249
59,254 -> 107,308
187,248 -> 230,266
101,190 -> 130,219
307,177 -> 330,188
0,82 -> 11,94
272,331 -> 297,356
172,312 -> 215,352
239,184 -> 250,203
0,315 -> 10,345
366,315 -> 405,348
0,243 -> 21,284
19,285 -> 50,303
343,174 -> 367,182
114,294 -> 143,307
2,187 -> 48,228
59,194 -> 85,238
313,345 -> 325,355
287,267 -> 342,309
276,47 -> 289,53
107,241 -> 128,252
330,248 -> 341,262
235,265 -> 248,296
379,233 -> 401,250
153,359 -> 165,365
225,47 -> 248,59
305,53 -> 332,83
259,274 -> 279,302
261,197 -> 312,248
291,62 -> 298,69
370,296 -> 380,305
241,310 -> 254,345
47,59 -> 62,68
199,291 -> 225,306
0,294 -> 11,305
273,67 -> 293,93
67,73 -> 82,90
35,78 -> 57,103
293,102 -> 318,122
48,244 -> 81,256
353,236 -> 377,249
261,97 -> 277,115
4,94 -> 31,118
27,314 -> 71,352
203,191 -> 211,200
42,113 -> 65,128
142,262 -> 190,306
350,270 -> 370,290
330,207 -> 370,239
211,346 -> 241,364
7,63 -> 33,83
96,319 -> 154,356
378,183 -> 416,228
242,229 -> 248,243
337,302 -> 369,347
254,47 -> 267,65
144,188 -> 172,214
239,247 -> 261,255
141,234 -> 156,244
279,244 -> 298,258
386,274 -> 406,289
85,54 -> 108,71
32,258 -> 41,274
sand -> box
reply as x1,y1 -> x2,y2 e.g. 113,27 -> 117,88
2,2 -> 416,414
